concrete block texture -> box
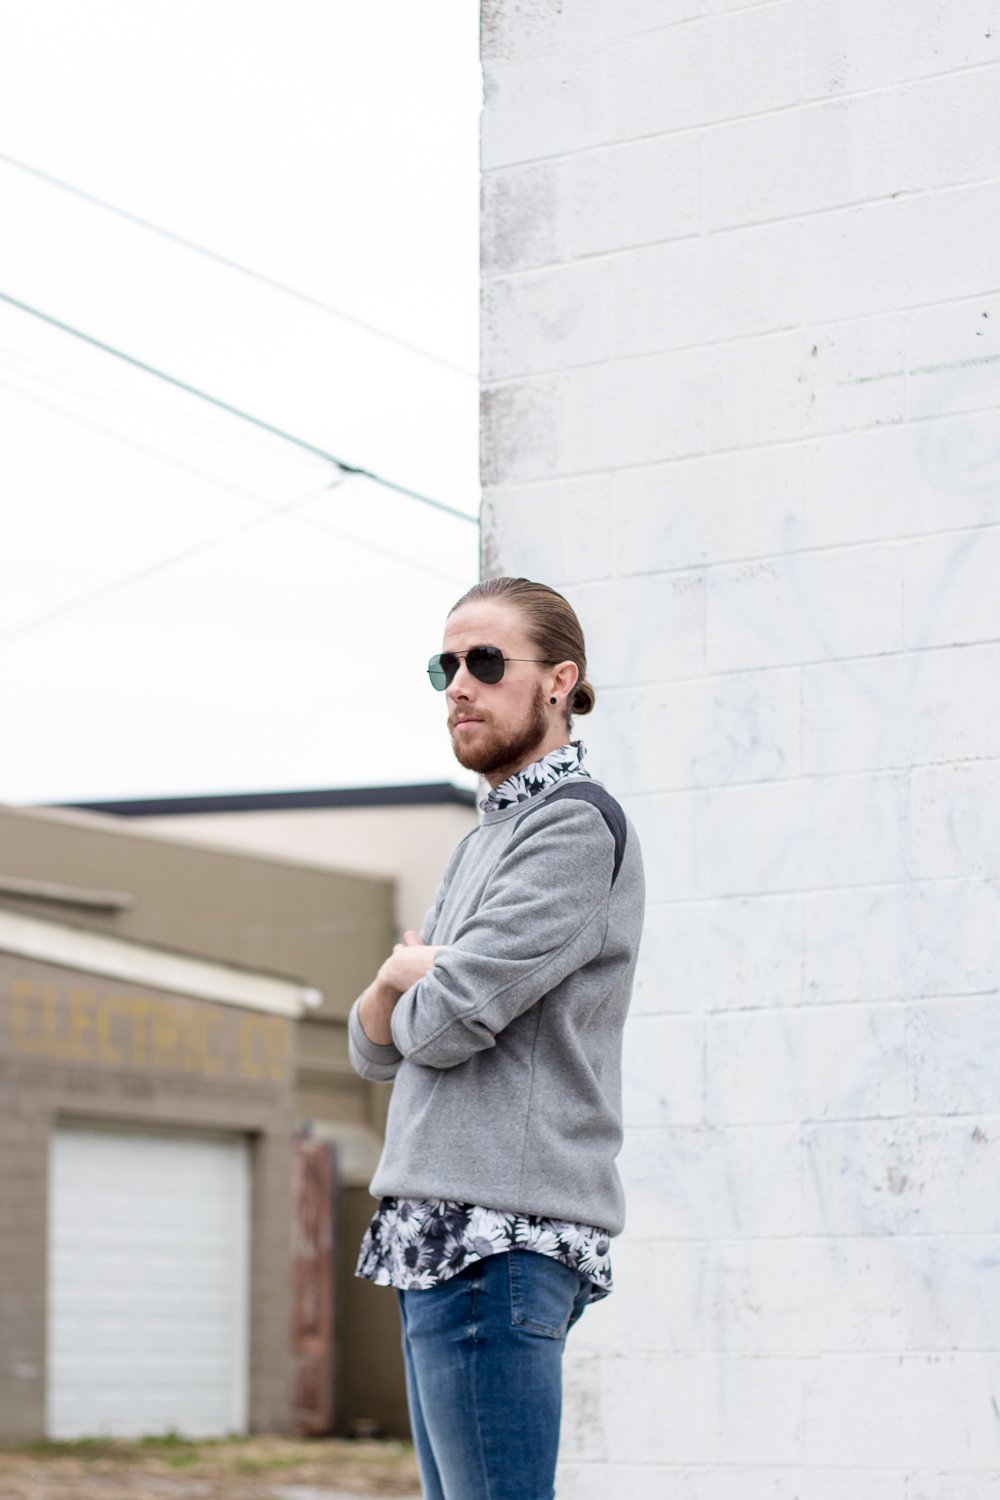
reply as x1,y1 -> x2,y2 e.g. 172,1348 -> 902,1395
910,760 -> 1000,880
904,523 -> 1000,647
632,893 -> 805,1015
705,1002 -> 908,1124
583,666 -> 802,795
798,0 -> 1000,99
480,474 -> 613,584
481,259 -> 612,381
799,1352 -> 1000,1467
800,873 -> 1000,1009
609,413 -> 1000,573
699,771 -> 909,896
481,350 -> 709,483
556,1464 -> 911,1500
801,641 -> 1000,772
621,1012 -> 706,1126
619,1122 -> 803,1240
483,135 -> 702,276
902,64 -> 1000,191
907,293 -> 1000,422
481,0 -> 1000,1487
609,3 -> 804,142
801,1116 -> 1000,1237
705,541 -> 905,671
703,90 -> 906,229
572,570 -> 706,686
708,314 -> 907,449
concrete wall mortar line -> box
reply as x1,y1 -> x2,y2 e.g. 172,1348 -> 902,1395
480,400 -> 1000,477
482,63 -> 1000,174
481,174 -> 1000,287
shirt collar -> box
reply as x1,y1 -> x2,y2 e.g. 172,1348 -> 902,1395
479,740 -> 590,813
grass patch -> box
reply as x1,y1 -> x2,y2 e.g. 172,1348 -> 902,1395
0,1432 -> 207,1465
0,1438 -> 142,1462
0,1432 -> 419,1487
230,1453 -> 310,1474
164,1450 -> 201,1468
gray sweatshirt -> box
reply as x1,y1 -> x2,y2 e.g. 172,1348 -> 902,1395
347,774 -> 645,1236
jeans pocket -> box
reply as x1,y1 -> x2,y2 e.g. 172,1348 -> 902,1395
508,1250 -> 585,1339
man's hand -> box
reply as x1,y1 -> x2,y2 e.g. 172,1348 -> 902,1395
379,931 -> 446,995
357,931 -> 448,1046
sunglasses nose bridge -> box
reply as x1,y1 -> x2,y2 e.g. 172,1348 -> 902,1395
457,648 -> 507,691
445,653 -> 476,696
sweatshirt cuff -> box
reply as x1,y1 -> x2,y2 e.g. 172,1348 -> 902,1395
349,996 -> 403,1066
389,981 -> 425,1056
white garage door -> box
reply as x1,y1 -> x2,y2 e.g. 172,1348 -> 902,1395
47,1124 -> 249,1438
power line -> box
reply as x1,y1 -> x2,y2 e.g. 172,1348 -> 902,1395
0,477 -> 341,646
0,465 -> 470,649
0,342 -> 252,447
0,289 -> 478,526
0,149 -> 476,380
0,370 -> 471,590
0,368 -> 313,507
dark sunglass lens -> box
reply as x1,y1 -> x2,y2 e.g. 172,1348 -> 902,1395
467,646 -> 506,684
427,653 -> 457,690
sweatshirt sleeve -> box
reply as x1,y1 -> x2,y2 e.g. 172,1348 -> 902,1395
345,828 -> 476,1081
390,799 -> 614,1070
347,994 -> 404,1082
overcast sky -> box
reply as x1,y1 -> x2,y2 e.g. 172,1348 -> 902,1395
0,1 -> 481,806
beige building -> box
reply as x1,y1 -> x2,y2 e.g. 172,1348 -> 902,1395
0,785 -> 476,1441
63,783 -> 478,937
0,909 -> 311,1440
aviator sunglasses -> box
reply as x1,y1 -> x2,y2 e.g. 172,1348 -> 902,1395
427,645 -> 559,691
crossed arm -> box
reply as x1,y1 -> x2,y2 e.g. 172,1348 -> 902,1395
357,931 -> 445,1045
351,799 -> 615,1074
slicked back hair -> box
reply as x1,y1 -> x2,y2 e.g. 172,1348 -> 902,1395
448,576 -> 596,721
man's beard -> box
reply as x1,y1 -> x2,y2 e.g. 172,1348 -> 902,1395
449,683 -> 550,780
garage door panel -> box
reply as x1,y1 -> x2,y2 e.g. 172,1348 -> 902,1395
46,1125 -> 249,1439
53,1197 -> 239,1233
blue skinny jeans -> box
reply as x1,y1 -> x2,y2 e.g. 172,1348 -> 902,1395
396,1248 -> 591,1500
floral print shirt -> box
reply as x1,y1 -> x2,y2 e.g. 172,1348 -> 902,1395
356,740 -> 613,1301
479,736 -> 591,812
356,1198 -> 612,1300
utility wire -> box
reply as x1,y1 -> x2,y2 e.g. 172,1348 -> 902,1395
0,373 -> 470,642
0,343 -> 254,448
0,460 -> 469,649
0,476 -> 342,647
0,369 -> 317,509
0,289 -> 478,526
0,149 -> 476,380
0,369 -> 471,584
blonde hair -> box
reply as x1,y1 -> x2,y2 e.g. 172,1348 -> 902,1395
449,577 -> 596,718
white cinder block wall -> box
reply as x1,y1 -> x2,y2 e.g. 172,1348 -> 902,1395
480,3 -> 1000,1495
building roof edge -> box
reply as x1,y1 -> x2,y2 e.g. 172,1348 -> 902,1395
41,782 -> 478,817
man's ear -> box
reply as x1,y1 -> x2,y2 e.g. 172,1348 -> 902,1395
550,660 -> 579,701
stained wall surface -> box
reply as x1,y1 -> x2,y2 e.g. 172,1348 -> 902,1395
480,3 -> 1000,1494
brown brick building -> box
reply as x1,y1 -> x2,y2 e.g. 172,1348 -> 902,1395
0,912 -> 309,1438
0,794 -> 437,1440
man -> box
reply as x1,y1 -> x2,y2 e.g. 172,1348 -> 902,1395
348,575 -> 645,1500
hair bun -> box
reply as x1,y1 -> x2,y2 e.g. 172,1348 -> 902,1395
571,679 -> 596,716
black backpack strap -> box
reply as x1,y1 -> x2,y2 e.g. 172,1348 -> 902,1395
513,782 -> 627,886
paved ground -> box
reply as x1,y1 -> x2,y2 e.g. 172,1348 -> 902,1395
0,1438 -> 421,1500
